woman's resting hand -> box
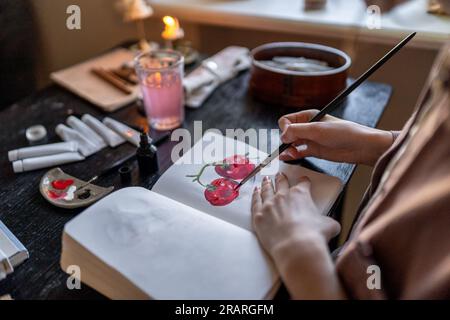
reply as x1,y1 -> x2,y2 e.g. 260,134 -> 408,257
279,109 -> 394,166
251,173 -> 340,258
251,173 -> 346,299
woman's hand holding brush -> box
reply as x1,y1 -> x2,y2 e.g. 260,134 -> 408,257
279,109 -> 394,166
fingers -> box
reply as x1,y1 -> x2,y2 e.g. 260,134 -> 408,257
279,144 -> 308,161
260,176 -> 274,202
298,175 -> 311,185
251,187 -> 262,214
281,122 -> 323,144
279,141 -> 323,161
275,172 -> 289,193
251,187 -> 263,230
278,117 -> 291,134
323,217 -> 341,240
278,109 -> 320,132
292,176 -> 312,193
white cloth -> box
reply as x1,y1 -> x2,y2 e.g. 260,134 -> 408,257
183,46 -> 252,108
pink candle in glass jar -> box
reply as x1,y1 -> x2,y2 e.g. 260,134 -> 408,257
135,50 -> 185,131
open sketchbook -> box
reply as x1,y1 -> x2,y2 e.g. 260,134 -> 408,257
61,133 -> 343,299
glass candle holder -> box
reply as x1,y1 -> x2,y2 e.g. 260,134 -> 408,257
135,50 -> 185,130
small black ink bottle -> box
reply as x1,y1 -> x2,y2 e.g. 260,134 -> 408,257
137,132 -> 159,176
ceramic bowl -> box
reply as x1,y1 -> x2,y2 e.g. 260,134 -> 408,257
249,42 -> 352,108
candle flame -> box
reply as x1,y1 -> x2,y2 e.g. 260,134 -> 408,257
155,72 -> 162,85
162,15 -> 184,40
145,72 -> 162,88
163,16 -> 176,28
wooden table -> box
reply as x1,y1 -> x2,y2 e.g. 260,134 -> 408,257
0,65 -> 391,299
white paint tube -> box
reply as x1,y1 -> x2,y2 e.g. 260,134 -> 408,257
55,124 -> 101,157
0,248 -> 13,281
82,114 -> 125,148
103,117 -> 143,147
66,116 -> 107,149
8,141 -> 78,162
12,152 -> 85,173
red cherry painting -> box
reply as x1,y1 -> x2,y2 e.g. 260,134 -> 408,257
215,155 -> 255,180
186,154 -> 255,207
204,178 -> 239,206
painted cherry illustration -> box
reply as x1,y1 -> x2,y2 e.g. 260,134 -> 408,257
186,154 -> 255,206
204,178 -> 239,206
215,154 -> 255,180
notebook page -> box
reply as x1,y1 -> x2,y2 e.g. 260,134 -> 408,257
153,132 -> 343,231
64,187 -> 278,300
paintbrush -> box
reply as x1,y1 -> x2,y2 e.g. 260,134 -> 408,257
236,32 -> 416,189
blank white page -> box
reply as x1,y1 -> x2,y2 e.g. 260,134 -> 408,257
64,187 -> 278,300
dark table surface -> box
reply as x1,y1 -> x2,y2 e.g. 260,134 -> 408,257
0,61 -> 392,299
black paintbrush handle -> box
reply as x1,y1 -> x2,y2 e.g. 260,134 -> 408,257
308,32 -> 416,123
237,32 -> 416,189
278,32 -> 416,155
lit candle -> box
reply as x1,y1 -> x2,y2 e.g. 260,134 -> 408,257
162,16 -> 184,49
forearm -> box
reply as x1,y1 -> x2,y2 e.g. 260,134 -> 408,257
272,234 -> 347,300
360,127 -> 394,166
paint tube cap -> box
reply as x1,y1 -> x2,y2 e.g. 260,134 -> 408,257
119,166 -> 132,185
8,150 -> 18,162
26,125 -> 47,143
12,160 -> 24,173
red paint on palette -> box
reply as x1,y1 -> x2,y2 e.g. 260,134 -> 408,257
47,190 -> 67,200
51,179 -> 74,190
204,178 -> 239,206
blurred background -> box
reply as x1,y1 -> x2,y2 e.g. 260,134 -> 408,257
1,0 -> 449,238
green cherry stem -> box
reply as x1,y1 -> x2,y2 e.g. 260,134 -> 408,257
186,154 -> 256,189
186,162 -> 220,188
